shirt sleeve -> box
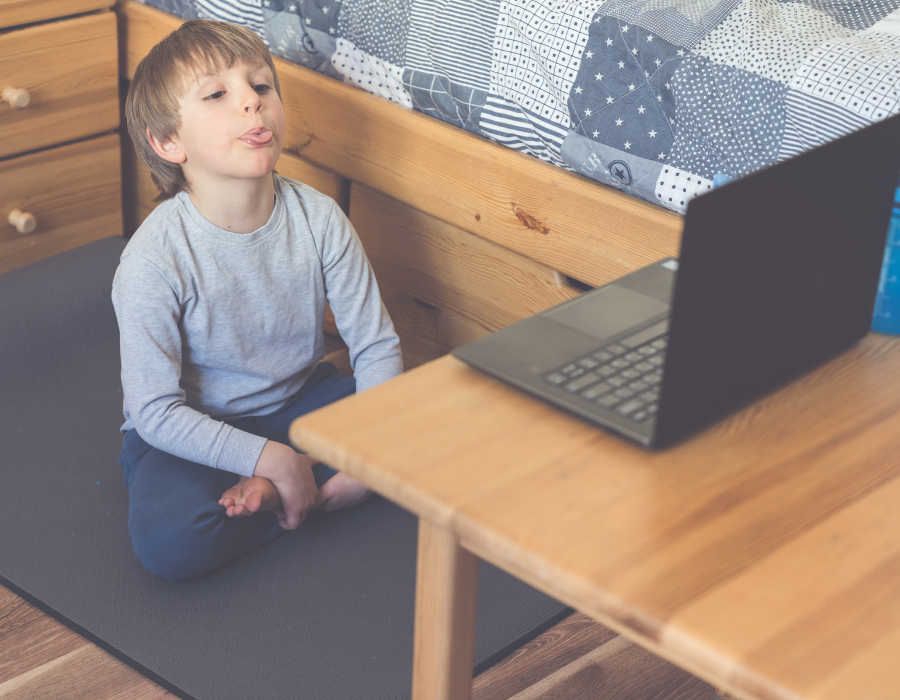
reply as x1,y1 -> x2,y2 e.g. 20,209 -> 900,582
320,203 -> 403,392
112,254 -> 267,477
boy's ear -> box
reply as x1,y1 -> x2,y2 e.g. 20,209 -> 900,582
146,128 -> 186,164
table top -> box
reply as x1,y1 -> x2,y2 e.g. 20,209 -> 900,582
290,333 -> 900,700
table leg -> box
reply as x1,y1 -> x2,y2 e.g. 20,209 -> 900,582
411,518 -> 480,700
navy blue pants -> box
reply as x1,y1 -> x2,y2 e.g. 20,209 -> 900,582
118,363 -> 355,581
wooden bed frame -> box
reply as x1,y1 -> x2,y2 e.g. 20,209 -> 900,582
117,0 -> 683,369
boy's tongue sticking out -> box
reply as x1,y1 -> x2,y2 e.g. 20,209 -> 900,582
241,126 -> 272,146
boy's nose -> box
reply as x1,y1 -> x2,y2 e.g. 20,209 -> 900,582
242,89 -> 262,112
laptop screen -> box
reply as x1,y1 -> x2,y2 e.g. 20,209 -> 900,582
653,112 -> 900,447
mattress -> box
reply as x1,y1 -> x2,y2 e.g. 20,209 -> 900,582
139,0 -> 900,212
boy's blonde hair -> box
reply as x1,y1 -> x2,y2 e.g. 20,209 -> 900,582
125,20 -> 282,201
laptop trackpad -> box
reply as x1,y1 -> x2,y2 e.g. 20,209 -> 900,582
544,284 -> 669,342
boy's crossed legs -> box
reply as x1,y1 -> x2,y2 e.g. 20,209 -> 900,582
119,362 -> 368,581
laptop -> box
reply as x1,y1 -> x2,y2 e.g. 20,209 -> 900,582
453,113 -> 900,448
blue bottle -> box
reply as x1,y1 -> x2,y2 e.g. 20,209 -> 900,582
872,183 -> 900,334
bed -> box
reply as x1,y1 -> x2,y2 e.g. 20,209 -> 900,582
119,0 -> 900,367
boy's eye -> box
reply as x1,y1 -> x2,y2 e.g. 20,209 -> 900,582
254,84 -> 271,94
204,91 -> 225,101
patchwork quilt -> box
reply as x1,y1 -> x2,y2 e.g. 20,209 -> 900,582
142,0 -> 900,213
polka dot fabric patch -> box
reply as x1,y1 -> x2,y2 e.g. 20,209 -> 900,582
693,0 -> 856,85
792,0 -> 900,30
337,0 -> 413,65
331,38 -> 413,107
669,56 -> 787,179
654,166 -> 714,213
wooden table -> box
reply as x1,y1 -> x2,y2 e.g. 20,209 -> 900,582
290,333 -> 900,700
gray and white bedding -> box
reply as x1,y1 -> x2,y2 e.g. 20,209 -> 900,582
140,0 -> 900,213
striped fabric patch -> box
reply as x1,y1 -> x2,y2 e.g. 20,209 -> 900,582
779,88 -> 871,158
479,94 -> 572,167
195,0 -> 266,40
406,0 -> 501,90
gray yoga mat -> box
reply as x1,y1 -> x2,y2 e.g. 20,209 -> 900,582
0,237 -> 568,700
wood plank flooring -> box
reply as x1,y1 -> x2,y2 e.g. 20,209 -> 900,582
0,583 -> 717,700
0,586 -> 171,699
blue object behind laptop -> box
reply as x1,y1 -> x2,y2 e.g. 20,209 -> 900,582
873,181 -> 900,335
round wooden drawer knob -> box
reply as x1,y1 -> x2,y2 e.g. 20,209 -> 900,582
2,87 -> 30,109
8,209 -> 36,235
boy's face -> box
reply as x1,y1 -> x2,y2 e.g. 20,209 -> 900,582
151,60 -> 285,188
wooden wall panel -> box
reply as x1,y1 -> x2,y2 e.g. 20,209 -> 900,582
379,281 -> 488,370
326,282 -> 464,371
350,183 -> 583,334
275,153 -> 349,214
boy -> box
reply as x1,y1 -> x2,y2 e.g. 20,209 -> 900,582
114,20 -> 402,581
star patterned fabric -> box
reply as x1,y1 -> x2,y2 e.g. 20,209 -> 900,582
568,16 -> 682,163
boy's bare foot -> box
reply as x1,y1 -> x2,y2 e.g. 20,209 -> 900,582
219,476 -> 282,517
315,472 -> 372,512
252,442 -> 318,529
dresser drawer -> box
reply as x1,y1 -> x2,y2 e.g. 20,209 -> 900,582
0,0 -> 114,30
0,12 -> 118,158
1,133 -> 122,274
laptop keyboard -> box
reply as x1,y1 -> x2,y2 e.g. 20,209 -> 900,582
543,334 -> 668,423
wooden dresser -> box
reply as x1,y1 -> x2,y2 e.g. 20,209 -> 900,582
0,0 -> 122,275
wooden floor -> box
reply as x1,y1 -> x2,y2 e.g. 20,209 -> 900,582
0,583 -> 717,700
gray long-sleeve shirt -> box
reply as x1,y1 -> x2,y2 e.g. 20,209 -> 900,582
111,174 -> 402,477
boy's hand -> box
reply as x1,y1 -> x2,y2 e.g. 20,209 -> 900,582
252,441 -> 318,530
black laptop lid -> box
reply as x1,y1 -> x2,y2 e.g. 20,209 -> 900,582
653,112 -> 900,447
